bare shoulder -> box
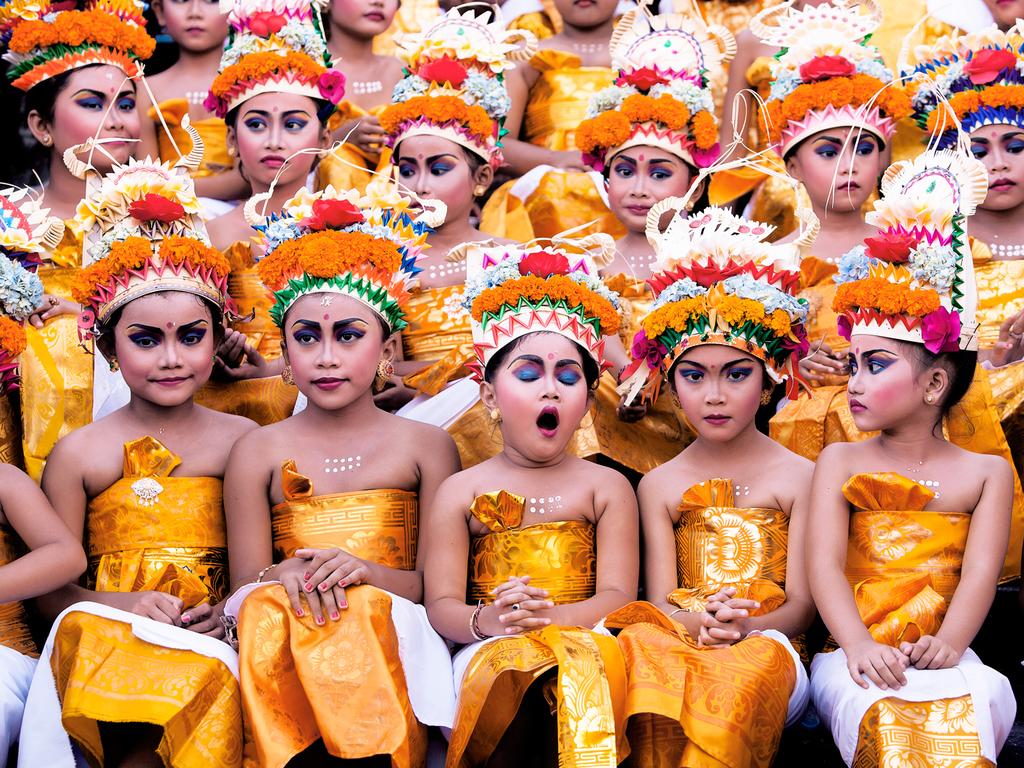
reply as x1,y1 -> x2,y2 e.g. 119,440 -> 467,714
570,456 -> 633,498
762,437 -> 814,478
949,444 -> 1012,486
200,407 -> 258,440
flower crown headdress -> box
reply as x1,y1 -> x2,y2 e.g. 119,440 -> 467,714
752,0 -> 911,157
576,7 -> 735,173
247,172 -> 445,331
380,4 -> 537,168
832,148 -> 987,352
67,123 -> 232,336
454,232 -> 622,379
619,181 -> 819,405
0,187 -> 62,393
901,21 -> 1024,148
1,0 -> 154,92
205,0 -> 346,119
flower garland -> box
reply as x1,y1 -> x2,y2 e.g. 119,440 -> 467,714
256,230 -> 403,293
6,8 -> 155,65
0,315 -> 26,358
832,276 -> 940,318
641,292 -> 794,341
208,49 -> 325,116
470,274 -> 621,337
575,93 -> 718,158
923,83 -> 1024,133
764,74 -> 912,144
379,95 -> 496,142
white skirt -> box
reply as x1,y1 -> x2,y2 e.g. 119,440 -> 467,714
0,646 -> 35,768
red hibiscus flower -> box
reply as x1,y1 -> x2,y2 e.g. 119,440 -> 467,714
129,194 -> 185,223
248,11 -> 286,37
302,198 -> 364,230
631,331 -> 668,370
964,48 -> 1017,85
418,57 -> 469,88
864,230 -> 918,263
318,69 -> 346,105
921,306 -> 961,354
520,251 -> 571,277
618,67 -> 668,91
799,55 -> 856,83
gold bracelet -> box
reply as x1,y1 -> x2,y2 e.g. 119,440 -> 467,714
255,565 -> 275,583
669,608 -> 687,618
470,600 -> 490,641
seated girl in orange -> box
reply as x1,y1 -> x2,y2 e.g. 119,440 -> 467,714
0,189 -> 85,763
222,178 -> 460,767
140,0 -> 244,206
809,147 -> 1017,767
20,146 -> 255,768
422,239 -> 637,767
612,197 -> 815,768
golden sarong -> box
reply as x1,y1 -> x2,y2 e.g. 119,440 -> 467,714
447,491 -> 626,768
223,241 -> 281,361
480,50 -> 623,241
149,99 -> 233,177
317,101 -> 385,194
0,394 -> 22,469
50,435 -> 239,767
840,472 -> 988,766
605,479 -> 798,768
238,461 -> 422,768
0,524 -> 35,656
19,227 -> 92,481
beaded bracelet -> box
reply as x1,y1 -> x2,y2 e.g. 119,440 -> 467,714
255,565 -> 275,583
470,601 -> 490,641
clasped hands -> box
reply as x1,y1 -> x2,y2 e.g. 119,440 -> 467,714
845,634 -> 963,690
275,547 -> 376,625
476,575 -> 555,637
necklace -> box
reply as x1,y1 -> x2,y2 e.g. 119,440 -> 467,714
570,42 -> 604,54
350,80 -> 383,96
185,90 -> 207,107
990,242 -> 1024,259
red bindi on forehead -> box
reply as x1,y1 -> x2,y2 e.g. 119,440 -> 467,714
637,153 -> 645,162
547,352 -> 555,360
166,322 -> 175,329
323,313 -> 330,320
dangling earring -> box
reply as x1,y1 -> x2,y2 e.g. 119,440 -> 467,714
489,407 -> 502,423
108,357 -> 119,373
760,390 -> 773,406
281,365 -> 295,385
374,358 -> 394,393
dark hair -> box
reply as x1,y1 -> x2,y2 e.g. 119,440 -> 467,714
483,332 -> 601,391
895,340 -> 977,417
23,70 -> 75,125
94,293 -> 226,360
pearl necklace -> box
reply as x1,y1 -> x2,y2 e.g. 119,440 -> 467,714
185,90 -> 207,106
570,42 -> 604,54
349,80 -> 383,96
991,242 -> 1024,259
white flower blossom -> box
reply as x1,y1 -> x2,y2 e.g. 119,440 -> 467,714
722,273 -> 807,321
586,85 -> 633,118
650,277 -> 706,311
0,255 -> 44,321
909,243 -> 956,291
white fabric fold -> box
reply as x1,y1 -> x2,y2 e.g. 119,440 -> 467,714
0,646 -> 35,768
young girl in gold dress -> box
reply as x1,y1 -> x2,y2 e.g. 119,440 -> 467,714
19,148 -> 254,768
222,178 -> 460,767
422,239 -> 637,767
611,197 -> 814,768
2,0 -> 155,478
0,189 -> 85,764
809,147 -> 1017,767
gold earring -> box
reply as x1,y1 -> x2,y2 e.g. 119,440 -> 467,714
473,184 -> 487,197
925,394 -> 935,404
40,135 -> 52,147
374,358 -> 394,392
489,407 -> 502,423
281,365 -> 295,385
760,390 -> 773,406
227,145 -> 236,157
108,357 -> 119,373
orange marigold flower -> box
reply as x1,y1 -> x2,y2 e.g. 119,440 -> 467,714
257,230 -> 403,292
211,50 -> 323,99
159,237 -> 230,277
641,296 -> 707,338
8,9 -> 155,58
380,95 -> 495,141
833,277 -> 940,317
0,316 -> 27,358
470,275 -> 620,336
926,84 -> 1024,133
691,110 -> 718,150
576,110 -> 632,154
72,237 -> 152,304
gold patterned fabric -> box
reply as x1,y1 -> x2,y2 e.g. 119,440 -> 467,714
239,464 -> 423,768
271,459 -> 418,567
19,227 -> 92,481
602,479 -> 799,768
0,394 -> 22,469
402,284 -> 475,396
839,472 -> 990,766
0,524 -> 35,656
853,695 -> 992,768
467,490 -> 596,605
149,100 -> 234,178
86,436 -> 228,603
224,241 -> 281,360
448,491 -> 626,768
50,435 -> 240,768
195,377 -> 298,426
317,102 -> 385,194
371,0 -> 439,56
480,50 -> 625,240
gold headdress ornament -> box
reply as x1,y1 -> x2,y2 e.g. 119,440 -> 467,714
831,146 -> 987,352
453,229 -> 622,379
1,0 -> 155,92
247,170 -> 445,331
380,4 -> 537,167
752,0 -> 912,157
205,0 -> 345,118
67,121 -> 232,336
577,5 -> 734,172
0,186 -> 61,393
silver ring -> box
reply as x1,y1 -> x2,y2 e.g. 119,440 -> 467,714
511,603 -> 521,612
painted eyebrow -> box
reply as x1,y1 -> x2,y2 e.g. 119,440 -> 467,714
241,109 -> 312,119
509,354 -> 545,367
851,348 -> 899,358
677,357 -> 753,370
125,319 -> 207,333
398,153 -> 459,163
813,135 -> 844,144
1002,131 -> 1024,140
290,317 -> 367,331
554,359 -> 583,369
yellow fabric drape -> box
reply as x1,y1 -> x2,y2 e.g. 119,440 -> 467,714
223,241 -> 280,360
448,491 -> 626,768
316,101 -> 386,194
238,462 -> 423,768
0,524 -> 36,656
840,472 -> 989,766
148,100 -> 233,178
0,394 -> 23,469
20,227 -> 92,481
401,284 -> 476,397
371,0 -> 440,56
51,435 -> 240,768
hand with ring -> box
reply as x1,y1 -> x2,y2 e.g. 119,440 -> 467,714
483,575 -> 554,635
